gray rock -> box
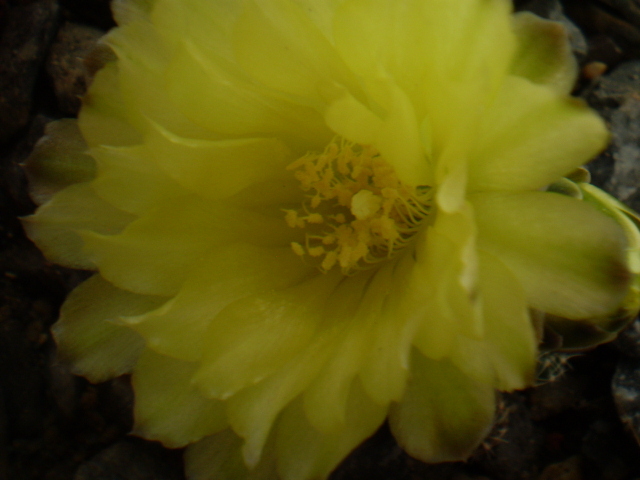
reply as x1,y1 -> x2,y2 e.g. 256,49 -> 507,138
74,438 -> 185,480
0,0 -> 59,145
585,61 -> 640,208
612,356 -> 640,448
46,22 -> 104,116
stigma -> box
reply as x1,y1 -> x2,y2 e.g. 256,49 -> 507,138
285,137 -> 431,274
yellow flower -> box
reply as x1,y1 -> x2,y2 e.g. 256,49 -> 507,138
22,0 -> 638,479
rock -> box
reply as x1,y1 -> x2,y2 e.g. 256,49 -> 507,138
0,0 -> 59,145
612,356 -> 640,447
46,22 -> 104,116
580,420 -> 632,480
585,61 -> 640,206
614,317 -> 640,358
537,456 -> 583,480
74,437 -> 185,480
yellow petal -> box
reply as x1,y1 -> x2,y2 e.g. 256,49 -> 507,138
52,275 -> 167,383
132,349 -> 227,447
165,38 -> 330,146
191,273 -> 341,400
24,119 -> 95,205
145,121 -> 291,201
468,76 -> 609,192
511,12 -> 578,94
226,338 -> 332,468
472,191 -> 630,318
184,429 -> 278,480
389,351 -> 495,463
81,195 -> 295,296
450,250 -> 537,390
233,0 -> 357,105
90,144 -> 187,215
22,182 -> 135,270
123,244 -> 313,362
276,380 -> 386,480
79,62 -> 143,148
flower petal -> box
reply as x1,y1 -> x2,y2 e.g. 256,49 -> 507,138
81,195 -> 295,296
468,76 -> 609,192
184,429 -> 278,480
191,273 -> 341,400
389,351 -> 495,463
226,338 -> 332,468
24,119 -> 96,205
472,191 -> 630,318
52,275 -> 167,383
276,380 -> 386,480
22,182 -> 135,270
233,0 -> 357,105
450,250 -> 537,391
132,349 -> 227,447
123,244 -> 314,362
145,122 -> 291,201
90,144 -> 188,215
165,37 -> 330,146
511,12 -> 577,94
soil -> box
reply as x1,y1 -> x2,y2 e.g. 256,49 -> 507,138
2,0 -> 640,479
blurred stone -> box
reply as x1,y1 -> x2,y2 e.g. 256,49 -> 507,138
565,2 -> 640,59
585,61 -> 640,209
612,356 -> 640,447
538,456 -> 583,480
74,438 -> 184,480
580,420 -> 632,480
594,0 -> 640,30
470,394 -> 542,480
614,317 -> 640,358
0,0 -> 59,144
46,22 -> 104,116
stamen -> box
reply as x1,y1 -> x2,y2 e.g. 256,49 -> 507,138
285,137 -> 431,274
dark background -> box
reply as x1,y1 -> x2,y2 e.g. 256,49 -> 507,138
2,0 -> 640,479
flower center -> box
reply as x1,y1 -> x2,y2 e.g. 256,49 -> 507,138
285,137 -> 432,274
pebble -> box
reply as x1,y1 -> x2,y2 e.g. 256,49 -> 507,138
74,437 -> 185,480
0,0 -> 59,145
46,22 -> 104,116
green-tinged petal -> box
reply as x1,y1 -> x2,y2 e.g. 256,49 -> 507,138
358,253 -> 416,406
389,351 -> 495,463
472,191 -> 630,319
233,0 -> 358,106
412,208 -> 481,359
468,76 -> 609,192
123,244 -> 314,362
185,429 -> 278,480
511,12 -> 577,94
22,183 -> 135,270
24,119 -> 96,205
90,144 -> 188,215
111,0 -> 154,25
79,62 -> 143,148
165,38 -> 330,146
52,275 -> 167,383
227,338 -> 332,468
81,196 -> 294,296
450,250 -> 536,391
145,122 -> 291,200
276,380 -> 386,480
106,18 -> 210,139
302,269 -> 380,433
132,349 -> 227,447
192,273 -> 341,400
